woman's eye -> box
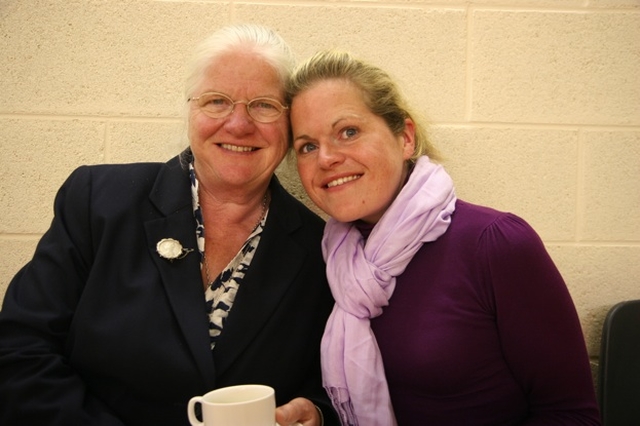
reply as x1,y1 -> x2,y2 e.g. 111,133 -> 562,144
341,127 -> 358,139
253,101 -> 277,110
205,96 -> 228,106
298,143 -> 317,154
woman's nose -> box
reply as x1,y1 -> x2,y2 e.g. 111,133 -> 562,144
224,103 -> 255,132
317,142 -> 344,168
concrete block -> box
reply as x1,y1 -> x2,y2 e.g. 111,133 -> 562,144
547,244 -> 640,355
580,130 -> 640,241
107,120 -> 186,164
472,10 -> 640,125
235,3 -> 468,121
432,125 -> 579,240
0,0 -> 230,117
0,118 -> 105,233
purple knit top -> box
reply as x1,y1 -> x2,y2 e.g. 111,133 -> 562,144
364,200 -> 600,425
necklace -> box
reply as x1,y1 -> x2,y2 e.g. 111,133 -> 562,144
203,192 -> 269,288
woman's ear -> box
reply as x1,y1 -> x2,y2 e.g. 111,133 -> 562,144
401,118 -> 417,160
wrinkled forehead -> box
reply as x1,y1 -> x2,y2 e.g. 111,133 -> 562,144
198,52 -> 285,97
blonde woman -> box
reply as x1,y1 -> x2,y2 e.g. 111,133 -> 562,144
287,50 -> 600,426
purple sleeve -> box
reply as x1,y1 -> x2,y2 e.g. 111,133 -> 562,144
481,214 -> 601,425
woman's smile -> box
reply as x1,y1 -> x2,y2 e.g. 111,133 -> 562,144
325,174 -> 362,188
218,143 -> 259,153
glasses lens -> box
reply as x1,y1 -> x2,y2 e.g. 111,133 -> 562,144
198,93 -> 233,118
248,98 -> 284,122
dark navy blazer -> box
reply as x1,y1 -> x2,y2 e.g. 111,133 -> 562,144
0,153 -> 337,425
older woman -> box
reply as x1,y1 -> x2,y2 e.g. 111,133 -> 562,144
0,25 -> 337,426
287,50 -> 601,426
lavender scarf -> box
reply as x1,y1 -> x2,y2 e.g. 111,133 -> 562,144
321,156 -> 457,425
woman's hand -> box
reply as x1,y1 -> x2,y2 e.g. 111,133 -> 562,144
276,397 -> 322,426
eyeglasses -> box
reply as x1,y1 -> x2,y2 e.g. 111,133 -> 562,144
188,91 -> 289,123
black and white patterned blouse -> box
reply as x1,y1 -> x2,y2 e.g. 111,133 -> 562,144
189,163 -> 268,350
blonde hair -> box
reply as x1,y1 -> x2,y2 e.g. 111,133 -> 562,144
286,50 -> 440,162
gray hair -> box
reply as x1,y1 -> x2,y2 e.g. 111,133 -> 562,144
178,24 -> 295,159
184,24 -> 295,101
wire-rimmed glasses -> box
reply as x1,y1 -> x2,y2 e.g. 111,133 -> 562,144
188,92 -> 288,123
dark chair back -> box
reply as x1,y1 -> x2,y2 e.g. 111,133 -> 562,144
598,299 -> 640,426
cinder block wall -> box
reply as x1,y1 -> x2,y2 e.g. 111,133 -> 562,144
1,0 -> 639,376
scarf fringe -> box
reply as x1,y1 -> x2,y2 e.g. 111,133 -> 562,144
326,387 -> 359,426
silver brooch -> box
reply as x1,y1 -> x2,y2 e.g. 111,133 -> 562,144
156,238 -> 193,261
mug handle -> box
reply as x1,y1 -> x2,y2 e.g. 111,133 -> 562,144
187,396 -> 204,426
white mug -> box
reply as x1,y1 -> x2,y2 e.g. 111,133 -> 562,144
187,384 -> 276,426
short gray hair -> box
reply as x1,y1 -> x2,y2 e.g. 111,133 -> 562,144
184,24 -> 295,101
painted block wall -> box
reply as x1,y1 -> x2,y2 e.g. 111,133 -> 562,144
1,0 -> 639,378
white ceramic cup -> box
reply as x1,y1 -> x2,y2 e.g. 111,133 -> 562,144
187,384 -> 276,426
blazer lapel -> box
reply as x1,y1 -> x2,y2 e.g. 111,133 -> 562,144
144,156 -> 215,387
211,178 -> 308,377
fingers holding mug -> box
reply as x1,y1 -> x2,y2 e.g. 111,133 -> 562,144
276,397 -> 319,426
